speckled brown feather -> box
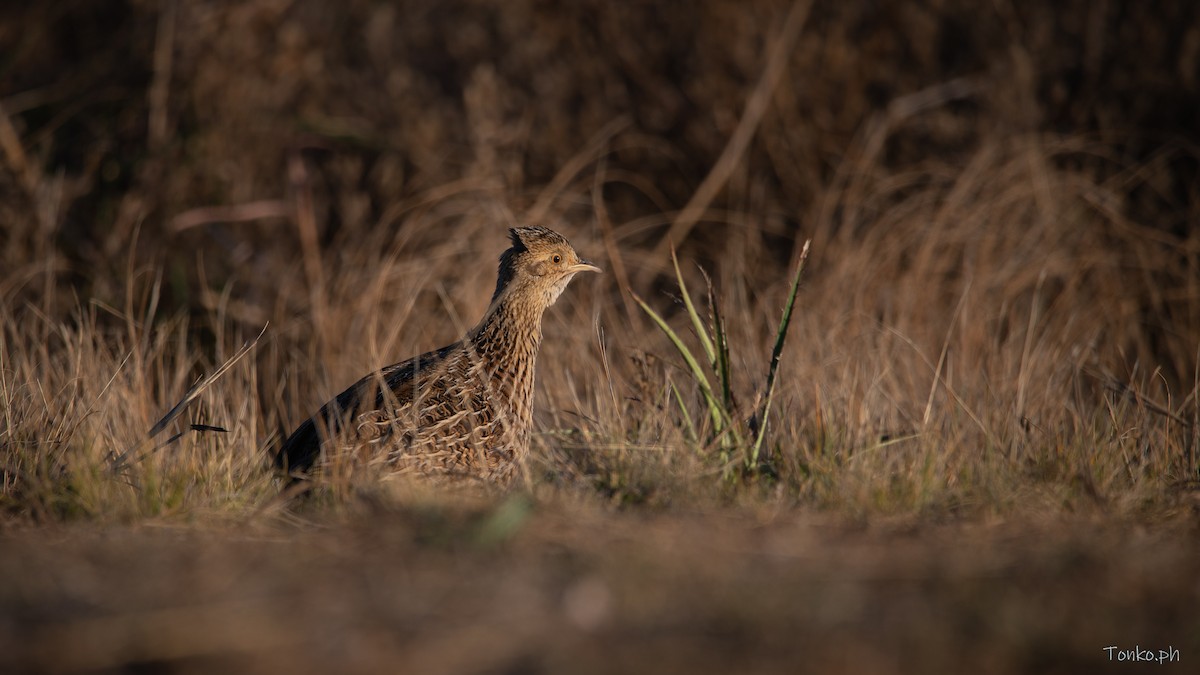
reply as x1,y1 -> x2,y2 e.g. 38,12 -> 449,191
278,226 -> 599,486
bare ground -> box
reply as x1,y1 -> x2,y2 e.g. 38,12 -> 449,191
2,499 -> 1197,675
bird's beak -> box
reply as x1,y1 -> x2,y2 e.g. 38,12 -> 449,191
569,260 -> 603,274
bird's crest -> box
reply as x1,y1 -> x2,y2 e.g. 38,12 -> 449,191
508,226 -> 569,253
507,228 -> 530,252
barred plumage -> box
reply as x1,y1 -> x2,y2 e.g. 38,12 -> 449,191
277,226 -> 600,486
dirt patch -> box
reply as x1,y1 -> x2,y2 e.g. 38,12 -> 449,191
2,503 -> 1196,674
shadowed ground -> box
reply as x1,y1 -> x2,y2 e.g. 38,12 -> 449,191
2,500 -> 1197,674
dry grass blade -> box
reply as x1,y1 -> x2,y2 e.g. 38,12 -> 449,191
1084,365 -> 1193,427
703,267 -> 734,415
109,323 -> 268,472
0,99 -> 39,196
646,0 -> 813,271
147,0 -> 176,150
148,323 -> 267,438
527,116 -> 630,225
923,278 -> 972,428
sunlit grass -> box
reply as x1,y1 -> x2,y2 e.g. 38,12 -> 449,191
632,242 -> 810,480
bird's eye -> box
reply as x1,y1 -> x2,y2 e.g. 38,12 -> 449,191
552,254 -> 562,264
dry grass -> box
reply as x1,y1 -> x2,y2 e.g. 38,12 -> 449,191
1,1 -> 1199,672
8,133 -> 1193,523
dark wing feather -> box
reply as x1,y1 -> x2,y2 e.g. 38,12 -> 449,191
275,344 -> 458,478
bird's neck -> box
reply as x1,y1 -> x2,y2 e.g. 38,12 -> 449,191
468,289 -> 544,372
467,290 -> 543,435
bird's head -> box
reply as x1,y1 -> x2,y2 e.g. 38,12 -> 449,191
493,226 -> 601,309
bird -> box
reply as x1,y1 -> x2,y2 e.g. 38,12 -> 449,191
277,225 -> 601,487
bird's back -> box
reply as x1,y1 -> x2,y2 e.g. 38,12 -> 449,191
277,338 -> 529,485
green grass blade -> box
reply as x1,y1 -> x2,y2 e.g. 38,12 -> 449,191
752,240 -> 810,465
631,290 -> 729,435
671,248 -> 717,371
668,378 -> 699,447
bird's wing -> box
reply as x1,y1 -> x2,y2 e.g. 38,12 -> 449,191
276,342 -> 462,476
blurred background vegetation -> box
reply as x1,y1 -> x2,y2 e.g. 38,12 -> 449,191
4,0 -> 1197,307
2,0 -> 1199,515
